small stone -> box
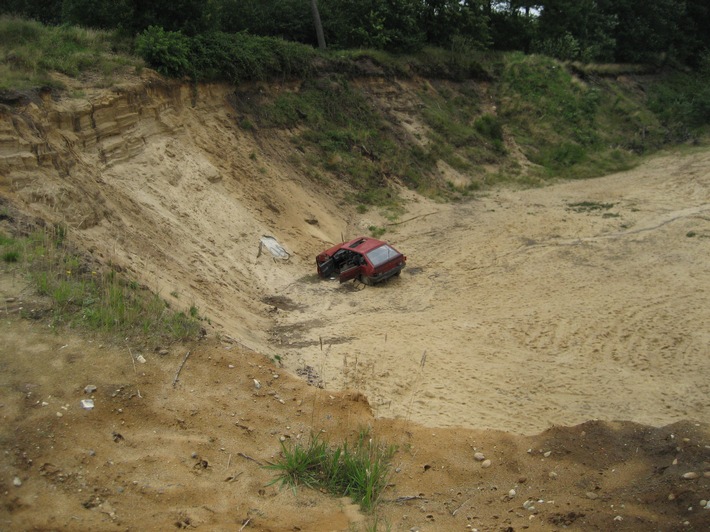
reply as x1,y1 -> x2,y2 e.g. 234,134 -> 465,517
136,355 -> 146,364
700,499 -> 707,507
508,489 -> 516,498
474,452 -> 486,461
481,459 -> 492,469
673,458 -> 679,465
56,412 -> 63,417
279,436 -> 286,442
158,349 -> 169,356
253,379 -> 261,389
586,491 -> 598,500
682,472 -> 699,480
523,500 -> 535,510
518,476 -> 527,484
228,364 -> 235,369
272,374 -> 279,379
80,399 -> 94,410
13,477 -> 22,487
668,493 -> 676,501
543,451 -> 552,458
548,471 -> 558,479
704,471 -> 710,478
84,385 -> 97,394
613,515 -> 623,522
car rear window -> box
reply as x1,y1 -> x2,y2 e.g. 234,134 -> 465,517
366,245 -> 399,267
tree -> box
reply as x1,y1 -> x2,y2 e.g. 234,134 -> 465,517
535,0 -> 617,61
311,0 -> 326,49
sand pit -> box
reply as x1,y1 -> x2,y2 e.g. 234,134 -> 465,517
269,150 -> 710,434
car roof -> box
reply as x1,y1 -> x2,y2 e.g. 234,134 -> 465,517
343,237 -> 390,254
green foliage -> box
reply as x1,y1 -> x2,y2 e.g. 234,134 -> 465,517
267,429 -> 395,512
647,68 -> 710,141
0,16 -> 141,89
135,29 -> 316,82
135,26 -> 191,77
0,227 -> 202,345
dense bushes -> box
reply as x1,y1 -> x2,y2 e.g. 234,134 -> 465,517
136,28 -> 316,81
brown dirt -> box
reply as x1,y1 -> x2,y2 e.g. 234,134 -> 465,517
1,77 -> 710,530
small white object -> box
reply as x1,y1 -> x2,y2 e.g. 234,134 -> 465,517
253,379 -> 261,389
81,399 -> 95,410
136,355 -> 146,364
13,477 -> 22,487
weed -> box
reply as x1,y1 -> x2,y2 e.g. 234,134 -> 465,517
567,201 -> 615,213
368,226 -> 387,238
267,429 -> 395,512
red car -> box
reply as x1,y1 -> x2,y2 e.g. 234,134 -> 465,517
316,237 -> 406,285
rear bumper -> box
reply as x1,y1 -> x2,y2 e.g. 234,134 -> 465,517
364,262 -> 405,284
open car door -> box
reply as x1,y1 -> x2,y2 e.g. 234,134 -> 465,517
338,264 -> 362,283
317,256 -> 336,278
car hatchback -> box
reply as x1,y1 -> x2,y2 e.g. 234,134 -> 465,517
316,237 -> 406,285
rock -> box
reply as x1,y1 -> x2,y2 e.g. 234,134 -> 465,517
699,499 -> 707,507
474,452 -> 486,461
548,471 -> 558,479
13,476 -> 22,487
518,476 -> 527,484
523,499 -> 535,510
253,379 -> 261,390
508,489 -> 516,498
136,354 -> 146,364
84,385 -> 97,394
81,399 -> 95,410
543,451 -> 552,458
158,349 -> 169,356
682,472 -> 699,480
481,459 -> 492,469
586,491 -> 598,500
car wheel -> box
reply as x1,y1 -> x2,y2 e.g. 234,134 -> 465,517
360,275 -> 373,286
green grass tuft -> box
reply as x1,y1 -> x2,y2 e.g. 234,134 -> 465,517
267,429 -> 395,512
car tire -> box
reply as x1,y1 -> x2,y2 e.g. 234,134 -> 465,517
360,275 -> 373,286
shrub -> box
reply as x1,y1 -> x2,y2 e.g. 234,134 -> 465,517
135,26 -> 191,77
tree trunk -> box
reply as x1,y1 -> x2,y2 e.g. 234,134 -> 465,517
310,0 -> 326,50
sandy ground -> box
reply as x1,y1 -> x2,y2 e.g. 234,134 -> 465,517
271,150 -> 710,434
1,79 -> 710,530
